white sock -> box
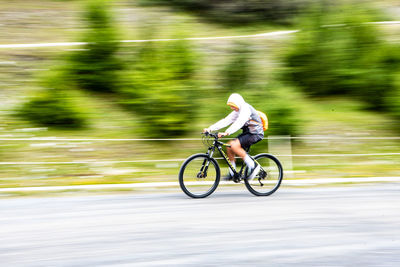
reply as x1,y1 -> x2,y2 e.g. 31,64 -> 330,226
229,161 -> 236,176
244,155 -> 255,169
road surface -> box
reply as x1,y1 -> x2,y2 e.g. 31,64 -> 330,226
1,184 -> 399,266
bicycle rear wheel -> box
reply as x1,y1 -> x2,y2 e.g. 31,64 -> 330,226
179,154 -> 220,198
244,153 -> 283,196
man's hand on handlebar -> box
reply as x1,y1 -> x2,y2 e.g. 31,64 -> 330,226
218,132 -> 228,138
202,129 -> 228,138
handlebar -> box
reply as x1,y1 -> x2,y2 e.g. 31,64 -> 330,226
202,132 -> 219,139
202,132 -> 231,147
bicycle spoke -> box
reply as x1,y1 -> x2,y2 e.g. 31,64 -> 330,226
245,154 -> 283,196
179,154 -> 220,198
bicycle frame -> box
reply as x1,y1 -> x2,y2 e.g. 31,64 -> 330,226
203,133 -> 249,182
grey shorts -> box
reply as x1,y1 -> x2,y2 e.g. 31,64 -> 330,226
237,132 -> 263,150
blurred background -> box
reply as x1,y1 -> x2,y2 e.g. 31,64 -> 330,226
0,0 -> 399,196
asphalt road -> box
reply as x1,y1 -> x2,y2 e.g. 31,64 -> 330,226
1,184 -> 399,266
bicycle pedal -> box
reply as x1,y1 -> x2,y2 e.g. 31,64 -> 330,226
231,173 -> 240,183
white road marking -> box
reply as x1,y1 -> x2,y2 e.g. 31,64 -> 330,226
0,152 -> 398,165
1,20 -> 399,49
0,30 -> 298,49
1,136 -> 399,141
0,177 -> 398,192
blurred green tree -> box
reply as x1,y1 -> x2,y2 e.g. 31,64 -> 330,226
285,2 -> 400,111
243,82 -> 302,137
121,31 -> 199,137
68,0 -> 123,93
216,40 -> 301,136
16,86 -> 86,129
220,42 -> 252,93
387,70 -> 400,130
16,67 -> 87,129
139,0 -> 310,25
16,0 -> 121,129
209,39 -> 302,137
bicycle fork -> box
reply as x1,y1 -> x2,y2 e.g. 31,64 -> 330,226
197,147 -> 215,178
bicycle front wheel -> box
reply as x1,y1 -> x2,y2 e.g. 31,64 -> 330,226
244,153 -> 283,196
179,154 -> 220,198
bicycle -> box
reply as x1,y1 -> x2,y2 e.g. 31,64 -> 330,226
179,132 -> 283,198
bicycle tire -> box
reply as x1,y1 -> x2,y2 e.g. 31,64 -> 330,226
179,153 -> 220,198
244,153 -> 283,196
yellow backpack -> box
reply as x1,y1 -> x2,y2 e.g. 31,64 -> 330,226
257,110 -> 268,131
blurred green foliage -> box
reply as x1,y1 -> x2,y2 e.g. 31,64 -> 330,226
387,73 -> 400,130
16,0 -> 119,129
121,31 -> 199,137
139,0 -> 309,25
17,89 -> 86,129
14,0 -> 398,137
245,83 -> 302,137
219,42 -> 252,92
68,0 -> 123,93
285,2 -> 400,111
216,42 -> 301,136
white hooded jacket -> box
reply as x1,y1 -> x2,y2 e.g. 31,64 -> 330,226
208,93 -> 264,136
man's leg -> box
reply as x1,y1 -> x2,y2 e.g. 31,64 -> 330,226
227,141 -> 238,177
231,136 -> 261,180
230,139 -> 254,168
229,139 -> 247,160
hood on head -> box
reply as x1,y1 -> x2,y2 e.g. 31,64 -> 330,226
227,93 -> 245,109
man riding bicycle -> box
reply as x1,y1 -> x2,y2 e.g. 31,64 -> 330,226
203,93 -> 264,180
